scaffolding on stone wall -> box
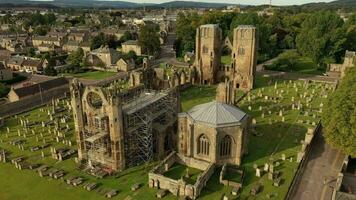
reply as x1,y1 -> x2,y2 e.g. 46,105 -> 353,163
123,89 -> 178,167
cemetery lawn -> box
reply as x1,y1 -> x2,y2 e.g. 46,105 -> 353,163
163,163 -> 202,185
0,75 -> 332,200
61,70 -> 117,80
235,75 -> 331,199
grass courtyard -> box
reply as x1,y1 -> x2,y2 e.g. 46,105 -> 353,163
61,70 -> 117,80
0,74 -> 332,200
163,163 -> 202,185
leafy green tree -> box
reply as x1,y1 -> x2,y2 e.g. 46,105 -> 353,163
322,66 -> 356,157
90,33 -> 106,50
120,31 -> 134,42
268,50 -> 300,71
296,11 -> 346,68
44,64 -> 57,76
138,24 -> 161,56
67,48 -> 84,73
0,83 -> 9,98
90,33 -> 118,50
26,47 -> 36,57
230,13 -> 277,62
345,25 -> 356,51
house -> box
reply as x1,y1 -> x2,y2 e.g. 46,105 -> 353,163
0,62 -> 13,81
0,49 -> 12,64
32,36 -> 63,48
7,56 -> 44,73
63,40 -> 91,54
7,77 -> 68,102
102,28 -> 125,40
87,45 -> 119,68
121,40 -> 142,56
68,31 -> 89,43
37,43 -> 62,53
116,58 -> 135,72
21,59 -> 45,73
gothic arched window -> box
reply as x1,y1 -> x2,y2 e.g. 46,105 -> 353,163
197,134 -> 210,156
220,135 -> 232,157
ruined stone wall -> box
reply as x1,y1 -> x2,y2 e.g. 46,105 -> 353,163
148,152 -> 215,200
194,24 -> 222,85
176,153 -> 211,171
231,26 -> 257,92
192,163 -> 215,199
0,85 -> 69,118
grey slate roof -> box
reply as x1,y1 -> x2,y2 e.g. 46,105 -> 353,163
186,101 -> 247,127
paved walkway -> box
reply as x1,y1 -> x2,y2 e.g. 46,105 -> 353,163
289,132 -> 345,200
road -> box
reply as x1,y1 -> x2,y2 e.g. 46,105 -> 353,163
153,33 -> 189,67
289,131 -> 345,200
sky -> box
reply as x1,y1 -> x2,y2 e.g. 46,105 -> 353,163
103,0 -> 335,6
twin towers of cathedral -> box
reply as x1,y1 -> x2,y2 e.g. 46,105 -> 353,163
194,24 -> 258,92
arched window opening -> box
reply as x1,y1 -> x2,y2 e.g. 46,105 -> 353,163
220,135 -> 232,157
197,134 -> 210,156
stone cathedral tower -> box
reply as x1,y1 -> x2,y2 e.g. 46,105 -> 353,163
194,24 -> 222,85
231,25 -> 257,91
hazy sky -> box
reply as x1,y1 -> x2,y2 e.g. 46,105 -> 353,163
101,0 -> 335,6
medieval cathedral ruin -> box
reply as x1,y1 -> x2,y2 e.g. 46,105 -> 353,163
70,79 -> 179,171
195,24 -> 258,92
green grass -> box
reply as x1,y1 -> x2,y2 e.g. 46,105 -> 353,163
225,170 -> 243,183
235,75 -> 331,199
221,55 -> 232,65
266,52 -> 323,75
180,85 -> 216,112
293,57 -> 323,75
0,75 -> 332,200
163,163 -> 202,185
62,70 -> 117,80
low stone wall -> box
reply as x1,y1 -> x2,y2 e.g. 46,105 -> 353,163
148,152 -> 215,200
193,163 -> 215,199
0,85 -> 69,118
219,164 -> 244,188
176,153 -> 210,171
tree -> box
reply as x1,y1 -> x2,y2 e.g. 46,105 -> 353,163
67,48 -> 84,73
26,47 -> 36,57
138,24 -> 161,56
322,66 -> 356,157
90,33 -> 106,50
90,33 -> 118,50
296,11 -> 346,68
44,63 -> 57,76
0,83 -> 9,98
269,50 -> 300,71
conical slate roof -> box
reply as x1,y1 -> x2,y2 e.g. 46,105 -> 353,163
187,101 -> 247,127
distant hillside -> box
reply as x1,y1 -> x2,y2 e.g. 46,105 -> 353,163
300,0 -> 356,9
0,0 -> 236,9
155,1 -> 236,8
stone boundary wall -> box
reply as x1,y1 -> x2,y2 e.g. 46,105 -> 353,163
219,164 -> 244,188
148,152 -> 215,200
285,121 -> 322,200
0,85 -> 69,118
176,153 -> 210,171
192,163 -> 215,199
